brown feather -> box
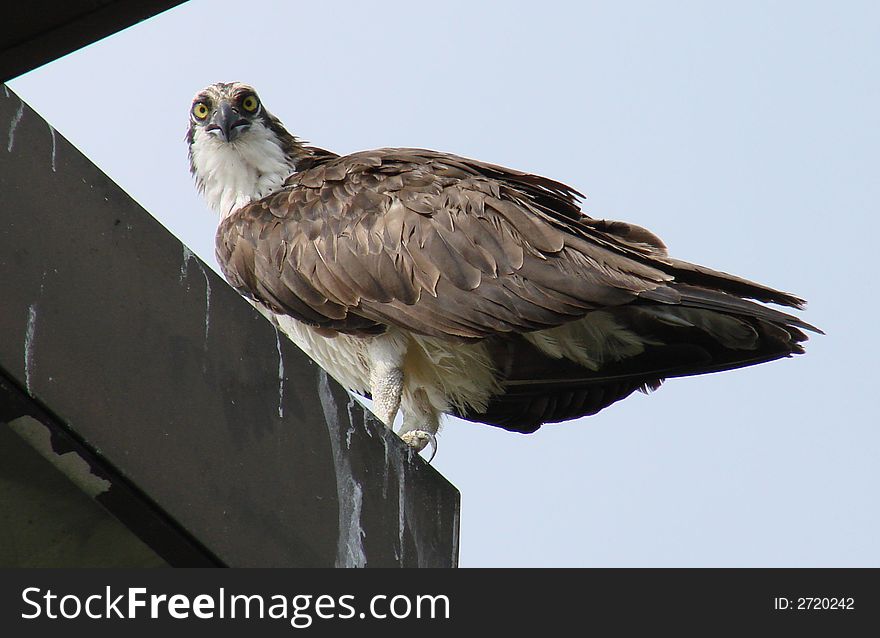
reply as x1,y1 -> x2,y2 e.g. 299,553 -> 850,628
217,148 -> 818,342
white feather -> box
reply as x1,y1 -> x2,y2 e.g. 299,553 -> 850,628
189,121 -> 294,218
272,316 -> 501,427
524,311 -> 654,370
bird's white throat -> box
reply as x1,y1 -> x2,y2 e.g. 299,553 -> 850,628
190,122 -> 295,218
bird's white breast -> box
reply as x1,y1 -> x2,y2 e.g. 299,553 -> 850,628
189,123 -> 294,218
272,314 -> 502,421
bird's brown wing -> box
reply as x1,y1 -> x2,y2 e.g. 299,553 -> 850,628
217,147 -> 812,340
217,147 -> 818,432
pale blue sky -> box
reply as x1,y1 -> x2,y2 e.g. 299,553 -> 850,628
9,0 -> 879,566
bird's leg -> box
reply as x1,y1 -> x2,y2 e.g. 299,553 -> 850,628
368,332 -> 440,459
368,332 -> 407,430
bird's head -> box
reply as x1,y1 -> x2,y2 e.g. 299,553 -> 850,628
188,82 -> 266,144
187,82 -> 301,217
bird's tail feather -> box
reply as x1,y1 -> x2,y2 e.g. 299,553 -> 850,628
460,301 -> 811,432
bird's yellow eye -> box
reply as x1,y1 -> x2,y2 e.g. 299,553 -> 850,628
192,102 -> 209,120
241,95 -> 259,113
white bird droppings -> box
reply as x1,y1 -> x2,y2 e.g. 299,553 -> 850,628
7,99 -> 24,152
180,246 -> 211,346
48,123 -> 56,172
24,305 -> 37,395
180,245 -> 194,283
318,370 -> 367,568
275,326 -> 285,418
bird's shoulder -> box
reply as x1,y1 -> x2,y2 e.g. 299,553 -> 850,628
217,146 -> 674,290
277,148 -> 665,253
273,147 -> 580,218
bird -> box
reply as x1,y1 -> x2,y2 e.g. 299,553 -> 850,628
187,81 -> 819,456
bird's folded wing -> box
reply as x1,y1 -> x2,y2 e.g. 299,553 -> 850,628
217,148 -> 814,339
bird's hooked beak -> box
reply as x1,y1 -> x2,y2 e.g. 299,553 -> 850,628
206,100 -> 250,143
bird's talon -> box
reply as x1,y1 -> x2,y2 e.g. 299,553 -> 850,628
400,430 -> 438,462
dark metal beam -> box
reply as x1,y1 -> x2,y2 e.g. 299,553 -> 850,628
0,370 -> 217,566
1,0 -> 187,82
0,88 -> 460,567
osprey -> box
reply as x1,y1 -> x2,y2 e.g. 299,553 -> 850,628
187,82 -> 818,455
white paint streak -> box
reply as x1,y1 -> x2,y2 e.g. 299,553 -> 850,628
347,396 -> 369,436
396,448 -> 407,563
274,326 -> 285,418
197,260 -> 211,344
7,100 -> 24,152
380,429 -> 409,564
345,421 -> 355,450
180,245 -> 195,283
24,305 -> 37,395
379,423 -> 391,503
48,123 -> 56,172
451,507 -> 460,567
318,370 -> 367,568
180,246 -> 211,345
